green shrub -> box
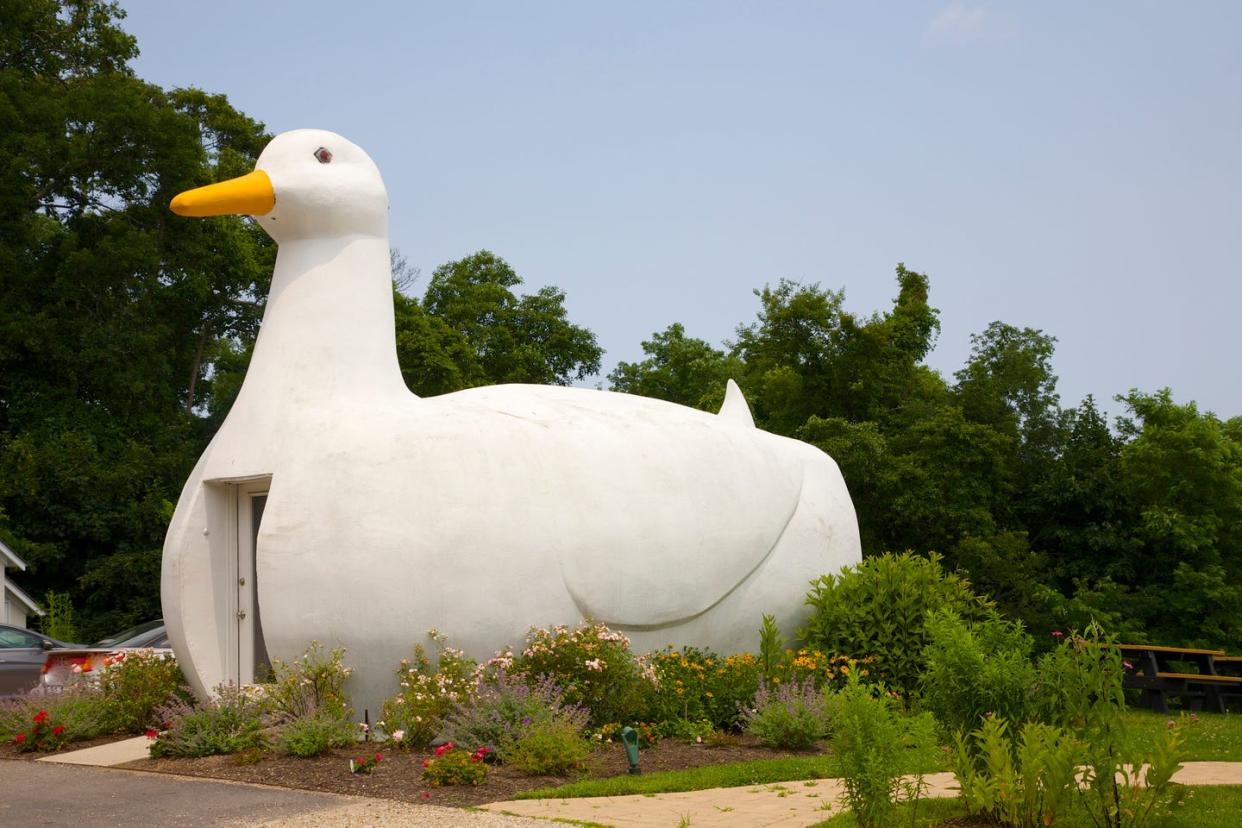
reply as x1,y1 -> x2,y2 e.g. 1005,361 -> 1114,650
9,707 -> 70,752
379,630 -> 477,748
278,712 -> 357,757
98,649 -> 187,732
265,642 -> 353,720
801,551 -> 994,696
1037,623 -> 1186,828
739,678 -> 831,749
506,718 -> 592,775
444,671 -> 587,762
0,688 -> 112,744
150,684 -> 268,758
510,620 -> 654,727
646,647 -> 760,730
954,715 -> 1079,828
832,673 -> 938,828
657,717 -> 714,743
421,745 -> 489,786
920,610 -> 1039,739
40,591 -> 78,643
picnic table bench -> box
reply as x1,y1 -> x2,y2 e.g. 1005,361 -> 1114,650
1120,643 -> 1242,714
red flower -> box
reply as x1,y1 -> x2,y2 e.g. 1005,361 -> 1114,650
33,710 -> 48,724
434,741 -> 454,757
374,753 -> 382,762
421,791 -> 431,800
421,759 -> 430,768
1051,630 -> 1064,639
14,733 -> 26,744
52,725 -> 65,736
145,729 -> 158,740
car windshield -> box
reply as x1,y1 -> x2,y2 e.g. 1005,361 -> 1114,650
92,619 -> 164,648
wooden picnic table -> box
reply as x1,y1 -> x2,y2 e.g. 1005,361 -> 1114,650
1119,643 -> 1242,713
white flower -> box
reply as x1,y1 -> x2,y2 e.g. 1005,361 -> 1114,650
359,722 -> 370,731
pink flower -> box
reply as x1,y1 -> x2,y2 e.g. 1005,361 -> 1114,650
1123,661 -> 1134,670
421,791 -> 431,800
1051,631 -> 1064,639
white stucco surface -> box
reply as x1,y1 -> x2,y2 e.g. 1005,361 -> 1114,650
162,129 -> 862,716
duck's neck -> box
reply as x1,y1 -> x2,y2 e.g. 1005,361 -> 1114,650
234,233 -> 410,419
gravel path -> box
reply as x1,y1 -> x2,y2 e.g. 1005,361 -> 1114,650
251,800 -> 545,827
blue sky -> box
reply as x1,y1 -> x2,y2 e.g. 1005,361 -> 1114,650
119,1 -> 1241,417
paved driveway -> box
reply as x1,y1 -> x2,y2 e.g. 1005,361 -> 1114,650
0,762 -> 539,827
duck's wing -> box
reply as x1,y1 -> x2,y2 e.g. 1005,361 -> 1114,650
450,385 -> 806,628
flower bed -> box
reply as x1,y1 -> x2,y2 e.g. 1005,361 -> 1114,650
112,733 -> 820,807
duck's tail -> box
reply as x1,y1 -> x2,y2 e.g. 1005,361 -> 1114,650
718,379 -> 755,428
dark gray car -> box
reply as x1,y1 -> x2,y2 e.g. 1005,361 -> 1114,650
0,624 -> 77,695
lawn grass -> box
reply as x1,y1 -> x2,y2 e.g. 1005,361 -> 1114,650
1124,708 -> 1242,761
516,751 -> 952,800
516,755 -> 847,799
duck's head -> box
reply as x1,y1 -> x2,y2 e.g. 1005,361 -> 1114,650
170,129 -> 388,242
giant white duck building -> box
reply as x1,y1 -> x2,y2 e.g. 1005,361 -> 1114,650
162,129 -> 863,715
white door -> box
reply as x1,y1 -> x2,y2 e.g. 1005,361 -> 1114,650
236,480 -> 271,684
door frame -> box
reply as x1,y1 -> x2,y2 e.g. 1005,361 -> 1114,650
233,478 -> 270,685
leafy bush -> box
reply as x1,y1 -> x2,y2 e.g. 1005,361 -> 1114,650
0,687 -> 112,744
1038,623 -> 1186,828
647,647 -> 760,730
41,591 -> 78,643
150,684 -> 268,758
510,620 -> 654,727
801,551 -> 994,696
421,744 -> 489,786
98,649 -> 186,732
739,678 -> 831,749
657,717 -> 714,743
278,712 -> 357,757
10,708 -> 70,752
954,715 -> 1079,828
920,610 -> 1039,739
265,642 -> 353,721
444,670 -> 586,761
832,673 -> 938,828
506,718 -> 592,775
379,630 -> 477,748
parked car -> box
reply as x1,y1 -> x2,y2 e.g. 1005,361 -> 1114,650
41,619 -> 172,689
0,623 -> 80,696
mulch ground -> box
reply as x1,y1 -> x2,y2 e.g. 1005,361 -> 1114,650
105,736 -> 823,808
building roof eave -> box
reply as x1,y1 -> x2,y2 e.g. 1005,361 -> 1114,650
4,576 -> 43,616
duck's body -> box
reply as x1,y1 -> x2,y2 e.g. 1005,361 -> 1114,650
161,130 -> 862,715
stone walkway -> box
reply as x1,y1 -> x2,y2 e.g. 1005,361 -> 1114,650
21,737 -> 1242,827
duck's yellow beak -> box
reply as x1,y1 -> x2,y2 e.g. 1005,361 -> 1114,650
170,170 -> 275,217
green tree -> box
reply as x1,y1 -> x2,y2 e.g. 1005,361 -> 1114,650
607,323 -> 741,410
0,0 -> 272,638
401,250 -> 602,393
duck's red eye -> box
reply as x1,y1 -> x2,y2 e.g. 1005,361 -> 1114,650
314,147 -> 333,164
